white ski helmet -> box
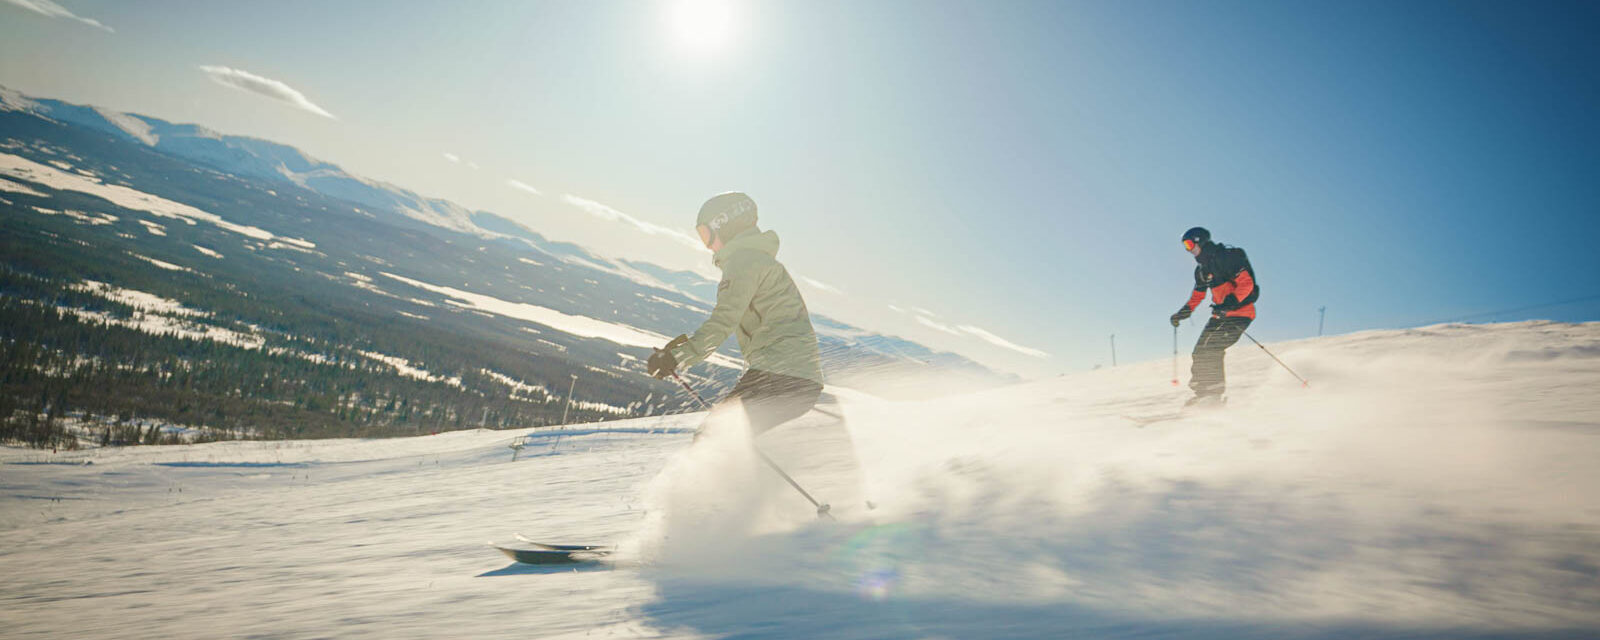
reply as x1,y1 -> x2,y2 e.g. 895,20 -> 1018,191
695,192 -> 758,244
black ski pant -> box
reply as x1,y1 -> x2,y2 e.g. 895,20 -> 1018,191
1191,316 -> 1252,398
721,369 -> 823,436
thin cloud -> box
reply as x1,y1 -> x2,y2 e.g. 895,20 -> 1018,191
506,179 -> 542,197
798,276 -> 842,295
197,65 -> 335,119
4,0 -> 112,32
895,304 -> 944,319
915,315 -> 962,335
957,324 -> 1050,359
442,153 -> 480,170
891,303 -> 959,333
560,194 -> 702,249
887,301 -> 1048,358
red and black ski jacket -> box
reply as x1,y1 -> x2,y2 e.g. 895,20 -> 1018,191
1184,243 -> 1258,319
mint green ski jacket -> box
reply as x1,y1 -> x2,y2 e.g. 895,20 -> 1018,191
669,229 -> 823,384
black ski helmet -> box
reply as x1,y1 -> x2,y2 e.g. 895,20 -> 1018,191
1182,227 -> 1211,245
696,192 -> 758,243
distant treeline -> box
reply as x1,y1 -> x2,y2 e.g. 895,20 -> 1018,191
0,258 -> 659,449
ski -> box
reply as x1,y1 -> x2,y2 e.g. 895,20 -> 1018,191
491,542 -> 611,565
1125,399 -> 1230,427
1122,413 -> 1183,427
515,534 -> 612,552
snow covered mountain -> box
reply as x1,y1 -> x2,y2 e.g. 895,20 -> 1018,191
0,85 -> 1010,442
0,85 -> 1008,387
3,320 -> 1596,638
0,85 -> 480,233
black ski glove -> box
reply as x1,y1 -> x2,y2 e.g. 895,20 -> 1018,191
1170,306 -> 1193,327
648,334 -> 689,379
1211,295 -> 1240,318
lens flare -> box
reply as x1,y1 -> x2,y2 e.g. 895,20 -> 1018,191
832,521 -> 929,602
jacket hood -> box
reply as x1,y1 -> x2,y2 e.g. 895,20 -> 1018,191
713,229 -> 779,267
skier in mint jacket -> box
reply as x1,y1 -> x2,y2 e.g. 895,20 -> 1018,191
647,192 -> 824,435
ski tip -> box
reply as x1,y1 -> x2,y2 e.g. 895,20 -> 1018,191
514,534 -> 612,552
493,545 -> 609,565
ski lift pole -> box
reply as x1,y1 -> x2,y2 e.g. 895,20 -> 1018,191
669,372 -> 834,520
1243,332 -> 1310,388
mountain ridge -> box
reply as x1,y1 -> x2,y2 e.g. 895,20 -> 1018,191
0,85 -> 1014,400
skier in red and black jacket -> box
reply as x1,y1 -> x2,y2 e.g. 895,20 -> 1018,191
1170,227 -> 1257,406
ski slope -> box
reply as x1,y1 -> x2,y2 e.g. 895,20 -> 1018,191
3,321 -> 1598,639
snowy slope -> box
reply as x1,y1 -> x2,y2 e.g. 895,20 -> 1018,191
3,321 -> 1598,639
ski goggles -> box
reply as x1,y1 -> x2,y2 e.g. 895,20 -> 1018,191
1182,238 -> 1198,252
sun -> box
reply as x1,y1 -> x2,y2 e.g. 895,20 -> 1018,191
667,0 -> 737,55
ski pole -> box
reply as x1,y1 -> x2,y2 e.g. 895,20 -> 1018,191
670,372 -> 835,520
670,371 -> 711,409
1171,324 -> 1180,387
1243,332 -> 1310,388
752,447 -> 834,520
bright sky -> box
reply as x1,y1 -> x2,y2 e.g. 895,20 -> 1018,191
3,0 -> 1597,377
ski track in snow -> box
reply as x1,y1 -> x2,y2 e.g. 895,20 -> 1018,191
3,321 -> 1599,639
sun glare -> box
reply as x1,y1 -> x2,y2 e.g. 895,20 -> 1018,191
668,0 -> 736,55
